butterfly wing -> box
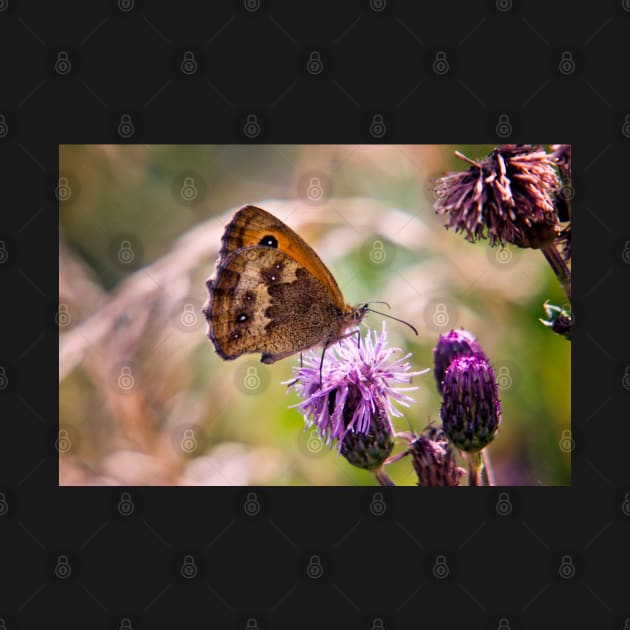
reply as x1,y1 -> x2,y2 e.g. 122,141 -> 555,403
218,205 -> 345,308
204,246 -> 345,364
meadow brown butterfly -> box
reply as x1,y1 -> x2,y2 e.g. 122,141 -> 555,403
202,205 -> 369,364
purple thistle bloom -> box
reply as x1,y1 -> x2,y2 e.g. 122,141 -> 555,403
441,354 -> 502,453
287,323 -> 427,469
434,145 -> 562,249
406,426 -> 465,487
433,329 -> 488,394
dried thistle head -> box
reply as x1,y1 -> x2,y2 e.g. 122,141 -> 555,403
434,145 -> 562,249
406,426 -> 464,487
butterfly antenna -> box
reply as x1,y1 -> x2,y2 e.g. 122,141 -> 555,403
365,308 -> 418,336
365,301 -> 391,309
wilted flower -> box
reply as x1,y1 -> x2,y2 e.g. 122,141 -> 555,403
441,354 -> 502,453
287,323 -> 427,471
434,145 -> 562,249
403,426 -> 465,487
433,329 -> 488,394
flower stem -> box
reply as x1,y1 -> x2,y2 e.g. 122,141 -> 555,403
481,449 -> 495,486
540,242 -> 571,302
374,467 -> 396,486
467,452 -> 483,486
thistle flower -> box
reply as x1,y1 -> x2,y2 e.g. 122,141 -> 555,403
433,329 -> 488,394
434,145 -> 562,249
404,427 -> 464,487
440,355 -> 502,454
287,323 -> 427,472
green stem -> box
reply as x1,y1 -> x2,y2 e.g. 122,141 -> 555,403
541,242 -> 571,303
467,452 -> 483,486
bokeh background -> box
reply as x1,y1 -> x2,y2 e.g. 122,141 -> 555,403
58,144 -> 570,486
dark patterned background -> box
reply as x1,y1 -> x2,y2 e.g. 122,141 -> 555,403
1,0 -> 629,628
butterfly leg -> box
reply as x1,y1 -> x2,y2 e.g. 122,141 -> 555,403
285,352 -> 304,388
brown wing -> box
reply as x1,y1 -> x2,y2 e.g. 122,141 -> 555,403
204,246 -> 347,364
218,205 -> 346,309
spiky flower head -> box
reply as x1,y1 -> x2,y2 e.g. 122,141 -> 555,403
405,426 -> 465,487
287,322 -> 427,471
433,329 -> 488,394
434,145 -> 562,249
441,354 -> 502,453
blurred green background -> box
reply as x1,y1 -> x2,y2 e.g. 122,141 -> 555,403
58,144 -> 570,486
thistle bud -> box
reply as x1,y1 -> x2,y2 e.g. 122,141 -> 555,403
433,329 -> 487,394
441,355 -> 502,453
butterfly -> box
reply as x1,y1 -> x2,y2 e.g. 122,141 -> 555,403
202,205 -> 373,365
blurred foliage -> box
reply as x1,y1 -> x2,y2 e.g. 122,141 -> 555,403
59,145 -> 570,486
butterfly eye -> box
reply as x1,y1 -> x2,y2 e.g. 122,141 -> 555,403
259,235 -> 278,248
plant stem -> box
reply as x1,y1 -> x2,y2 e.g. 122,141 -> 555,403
374,467 -> 395,486
467,452 -> 483,486
481,449 -> 495,486
540,242 -> 571,302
